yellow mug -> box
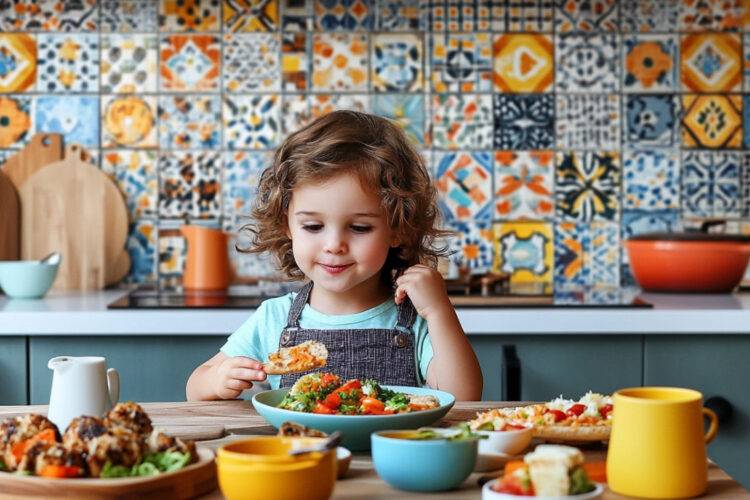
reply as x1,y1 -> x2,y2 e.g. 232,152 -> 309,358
607,387 -> 718,499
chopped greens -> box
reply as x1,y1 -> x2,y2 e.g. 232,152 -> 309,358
569,466 -> 596,495
100,451 -> 192,478
408,424 -> 486,441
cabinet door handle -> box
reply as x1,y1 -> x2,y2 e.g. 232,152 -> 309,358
502,344 -> 521,401
705,396 -> 733,424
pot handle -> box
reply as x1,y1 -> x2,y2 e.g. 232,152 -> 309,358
699,220 -> 726,233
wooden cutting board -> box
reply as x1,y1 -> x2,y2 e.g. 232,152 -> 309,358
20,145 -> 130,290
1,133 -> 64,189
0,170 -> 19,261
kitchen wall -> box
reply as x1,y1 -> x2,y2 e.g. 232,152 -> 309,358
0,0 -> 749,289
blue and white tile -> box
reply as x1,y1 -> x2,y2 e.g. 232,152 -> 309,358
623,149 -> 680,210
34,95 -> 99,147
624,95 -> 680,147
682,151 -> 742,218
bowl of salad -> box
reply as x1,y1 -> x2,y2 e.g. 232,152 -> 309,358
251,373 -> 455,450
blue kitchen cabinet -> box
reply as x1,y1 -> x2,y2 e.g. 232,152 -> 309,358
644,335 -> 750,489
0,337 -> 27,404
29,336 -> 224,404
470,335 -> 643,401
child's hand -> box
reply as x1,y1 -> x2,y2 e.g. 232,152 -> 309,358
214,356 -> 267,400
394,264 -> 452,321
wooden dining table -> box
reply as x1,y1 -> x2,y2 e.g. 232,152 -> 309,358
0,400 -> 746,499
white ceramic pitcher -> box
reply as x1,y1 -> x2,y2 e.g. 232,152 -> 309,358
47,356 -> 119,432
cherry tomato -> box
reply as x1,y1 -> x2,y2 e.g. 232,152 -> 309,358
360,397 -> 385,414
502,423 -> 529,431
546,409 -> 567,422
494,472 -> 534,496
313,402 -> 336,415
566,404 -> 586,417
599,404 -> 613,418
337,379 -> 362,392
323,391 -> 341,410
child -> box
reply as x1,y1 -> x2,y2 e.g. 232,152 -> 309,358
186,111 -> 483,401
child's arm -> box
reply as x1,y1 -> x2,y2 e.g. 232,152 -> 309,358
186,352 -> 267,401
395,265 -> 483,401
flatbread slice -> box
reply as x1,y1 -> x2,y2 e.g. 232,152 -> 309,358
532,424 -> 610,442
263,340 -> 328,375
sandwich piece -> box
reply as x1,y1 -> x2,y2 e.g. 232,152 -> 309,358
524,444 -> 584,496
263,340 -> 328,375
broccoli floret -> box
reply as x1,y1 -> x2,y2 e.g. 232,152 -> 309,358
384,393 -> 410,412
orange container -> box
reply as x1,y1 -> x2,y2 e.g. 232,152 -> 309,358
180,224 -> 231,291
625,231 -> 750,293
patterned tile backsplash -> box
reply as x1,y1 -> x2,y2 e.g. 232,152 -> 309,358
1,0 -> 749,289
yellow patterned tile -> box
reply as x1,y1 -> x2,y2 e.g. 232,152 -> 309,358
681,33 -> 741,92
0,34 -> 36,93
494,222 -> 553,284
492,34 -> 553,92
682,94 -> 743,149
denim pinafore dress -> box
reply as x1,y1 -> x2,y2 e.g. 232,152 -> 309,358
278,281 -> 422,388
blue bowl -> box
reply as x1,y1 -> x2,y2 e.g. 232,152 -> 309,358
371,430 -> 478,492
252,385 -> 455,451
0,260 -> 60,299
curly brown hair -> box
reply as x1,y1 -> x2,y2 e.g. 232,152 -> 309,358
239,110 -> 452,285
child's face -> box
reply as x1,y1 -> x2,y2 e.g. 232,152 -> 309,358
286,173 -> 397,299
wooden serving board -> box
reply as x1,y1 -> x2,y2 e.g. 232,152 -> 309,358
0,170 -> 19,261
19,144 -> 130,289
1,133 -> 64,189
0,448 -> 216,500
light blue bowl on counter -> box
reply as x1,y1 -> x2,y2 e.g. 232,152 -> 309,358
371,430 -> 478,492
0,260 -> 60,299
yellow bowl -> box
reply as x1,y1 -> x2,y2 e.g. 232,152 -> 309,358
217,436 -> 336,500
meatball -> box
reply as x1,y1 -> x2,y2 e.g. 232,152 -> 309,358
17,441 -> 84,476
0,414 -> 59,471
278,421 -> 327,438
85,429 -> 145,478
63,416 -> 108,455
146,431 -> 197,462
105,402 -> 152,437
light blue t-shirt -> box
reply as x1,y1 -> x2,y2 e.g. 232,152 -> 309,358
221,292 -> 433,389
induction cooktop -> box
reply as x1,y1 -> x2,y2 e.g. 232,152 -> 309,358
107,283 -> 652,309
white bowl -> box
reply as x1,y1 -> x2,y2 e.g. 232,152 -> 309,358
476,426 -> 533,456
336,446 -> 352,478
482,479 -> 605,499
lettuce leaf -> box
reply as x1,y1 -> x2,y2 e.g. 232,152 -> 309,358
100,451 -> 192,478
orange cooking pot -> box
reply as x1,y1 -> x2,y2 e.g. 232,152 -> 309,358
625,228 -> 750,293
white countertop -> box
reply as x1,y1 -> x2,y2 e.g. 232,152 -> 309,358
1,289 -> 749,336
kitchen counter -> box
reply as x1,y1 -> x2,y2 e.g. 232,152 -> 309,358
1,289 -> 750,335
0,401 -> 746,499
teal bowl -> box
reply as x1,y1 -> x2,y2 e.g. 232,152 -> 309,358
252,385 -> 455,451
0,260 -> 60,299
371,430 -> 478,492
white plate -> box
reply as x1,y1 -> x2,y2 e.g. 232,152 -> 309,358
482,479 -> 605,499
474,451 -> 523,472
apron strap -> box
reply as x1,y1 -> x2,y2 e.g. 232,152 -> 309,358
394,295 -> 418,334
284,281 -> 418,332
284,281 -> 313,330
